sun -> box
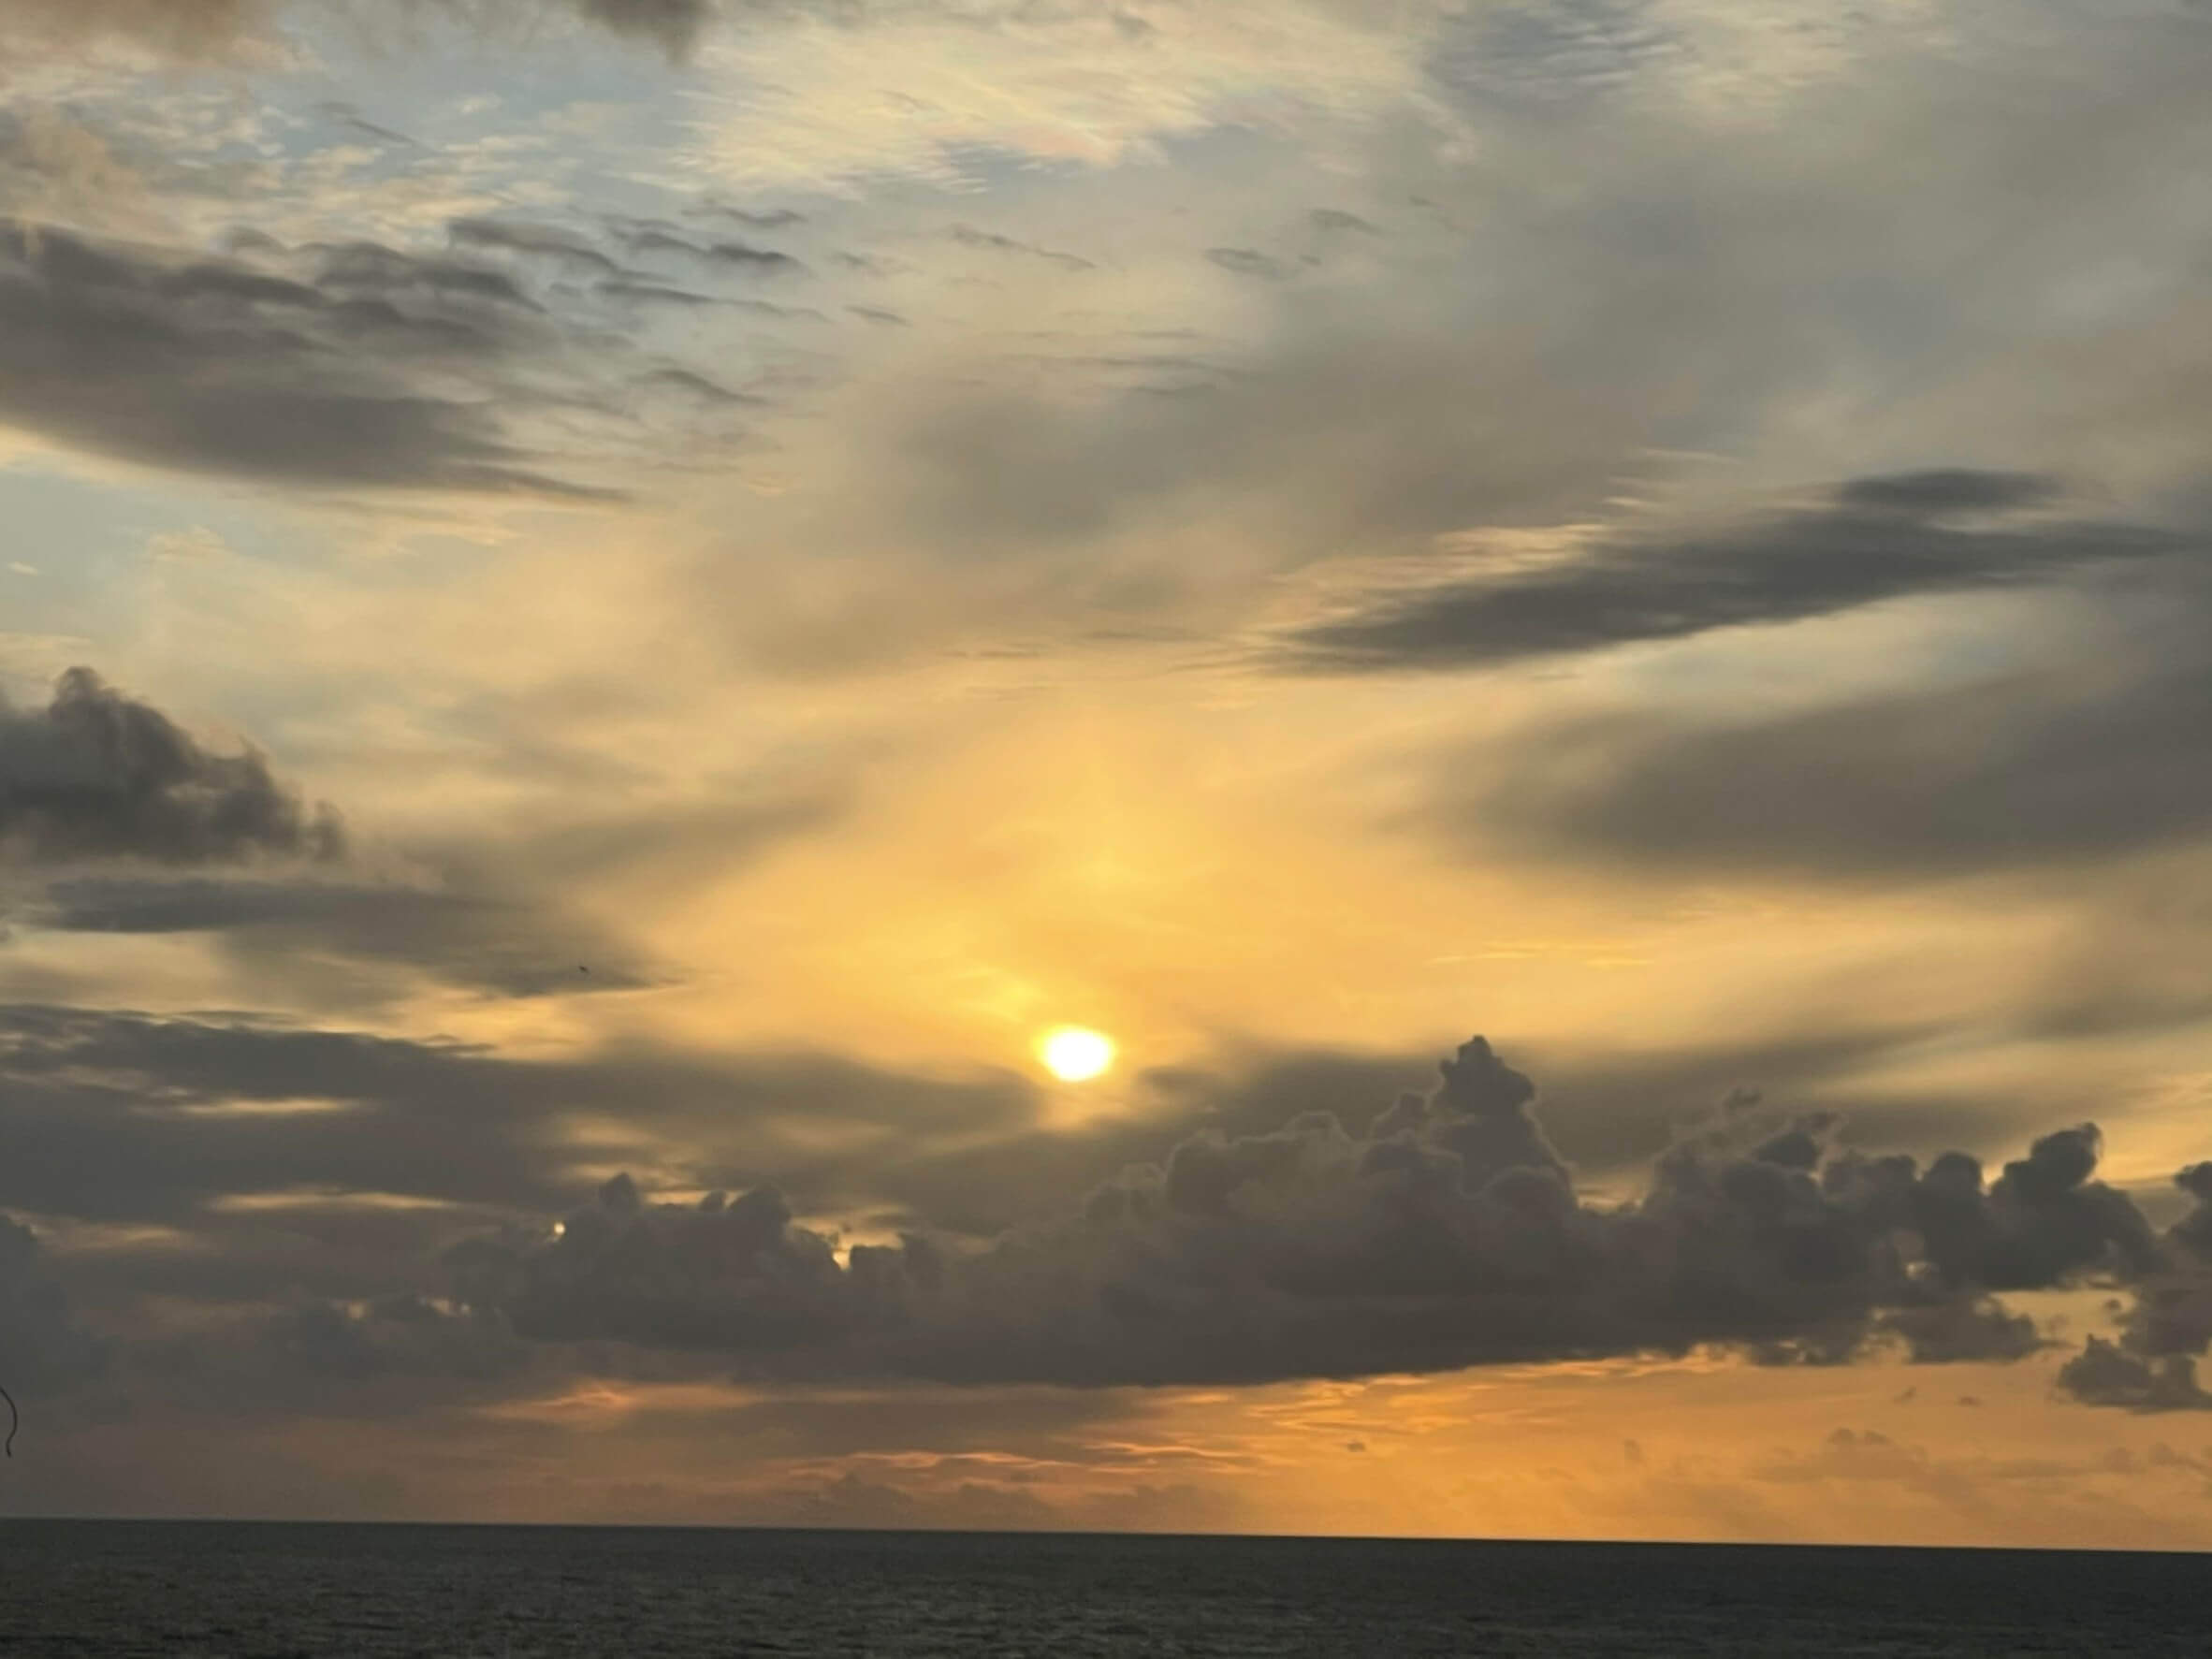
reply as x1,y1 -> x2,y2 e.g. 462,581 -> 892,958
1037,1026 -> 1116,1082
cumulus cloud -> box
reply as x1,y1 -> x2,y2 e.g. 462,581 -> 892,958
2055,1163 -> 2212,1412
1274,472 -> 2180,675
449,1037 -> 2193,1389
0,666 -> 342,866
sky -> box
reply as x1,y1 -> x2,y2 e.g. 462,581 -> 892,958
4,0 -> 2212,1549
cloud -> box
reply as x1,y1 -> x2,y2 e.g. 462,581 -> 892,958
448,218 -> 624,277
1273,472 -> 2180,675
28,874 -> 659,999
571,0 -> 712,58
0,1210 -> 107,1395
1442,565 -> 2212,880
0,0 -> 711,61
2056,1340 -> 2212,1413
451,1037 -> 2188,1389
2055,1164 -> 2212,1412
0,1002 -> 1039,1229
1205,247 -> 1291,281
0,220 -> 627,497
0,666 -> 342,866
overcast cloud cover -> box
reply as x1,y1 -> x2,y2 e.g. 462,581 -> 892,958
3,0 -> 2212,1544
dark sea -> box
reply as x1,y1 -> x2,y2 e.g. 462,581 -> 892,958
0,1521 -> 2205,1657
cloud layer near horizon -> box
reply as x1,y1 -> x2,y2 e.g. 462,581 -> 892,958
434,1037 -> 2205,1393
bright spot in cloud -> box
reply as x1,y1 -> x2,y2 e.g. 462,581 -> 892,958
1038,1025 -> 1115,1082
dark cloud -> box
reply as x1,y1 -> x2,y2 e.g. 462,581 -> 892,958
874,1046 -> 1441,1238
0,220 -> 620,497
703,240 -> 808,276
2056,1165 -> 2212,1411
0,667 -> 342,866
0,1212 -> 107,1395
313,101 -> 417,147
1205,247 -> 1292,281
600,279 -> 723,309
6,1016 -> 2202,1411
1449,593 -> 2212,881
448,218 -> 622,276
1877,1297 -> 2044,1365
451,1038 -> 2184,1389
2056,1340 -> 2212,1412
948,226 -> 1093,271
1833,469 -> 2063,517
616,225 -> 807,276
703,207 -> 806,230
1274,472 -> 2180,675
863,1022 -> 2004,1245
28,875 -> 659,999
0,1003 -> 1038,1230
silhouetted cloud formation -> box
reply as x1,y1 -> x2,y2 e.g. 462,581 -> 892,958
2054,1162 -> 2212,1411
0,667 -> 341,865
1275,472 -> 2179,674
3,1024 -> 2202,1412
450,1038 -> 2196,1389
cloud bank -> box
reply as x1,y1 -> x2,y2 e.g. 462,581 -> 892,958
444,1038 -> 2203,1392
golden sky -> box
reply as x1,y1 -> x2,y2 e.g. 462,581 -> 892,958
3,0 -> 2212,1545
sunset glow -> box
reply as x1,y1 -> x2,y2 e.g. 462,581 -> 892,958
0,0 -> 2208,1563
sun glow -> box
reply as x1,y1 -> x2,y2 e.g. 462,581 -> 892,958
1038,1025 -> 1116,1082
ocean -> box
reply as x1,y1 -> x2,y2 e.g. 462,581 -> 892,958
0,1521 -> 2205,1655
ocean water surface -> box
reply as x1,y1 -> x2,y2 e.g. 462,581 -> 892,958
0,1521 -> 2205,1656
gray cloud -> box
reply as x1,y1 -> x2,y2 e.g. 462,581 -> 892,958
834,1022 -> 2013,1246
615,225 -> 808,276
0,1002 -> 1038,1230
2056,1339 -> 2212,1412
1274,472 -> 2180,675
29,875 -> 658,999
1448,578 -> 2212,881
0,667 -> 342,866
0,220 -> 624,497
2055,1164 -> 2212,1412
7,1018 -> 2202,1409
448,218 -> 624,277
1204,247 -> 1292,281
0,1212 -> 107,1396
451,1038 -> 2187,1388
0,0 -> 713,59
948,226 -> 1093,271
